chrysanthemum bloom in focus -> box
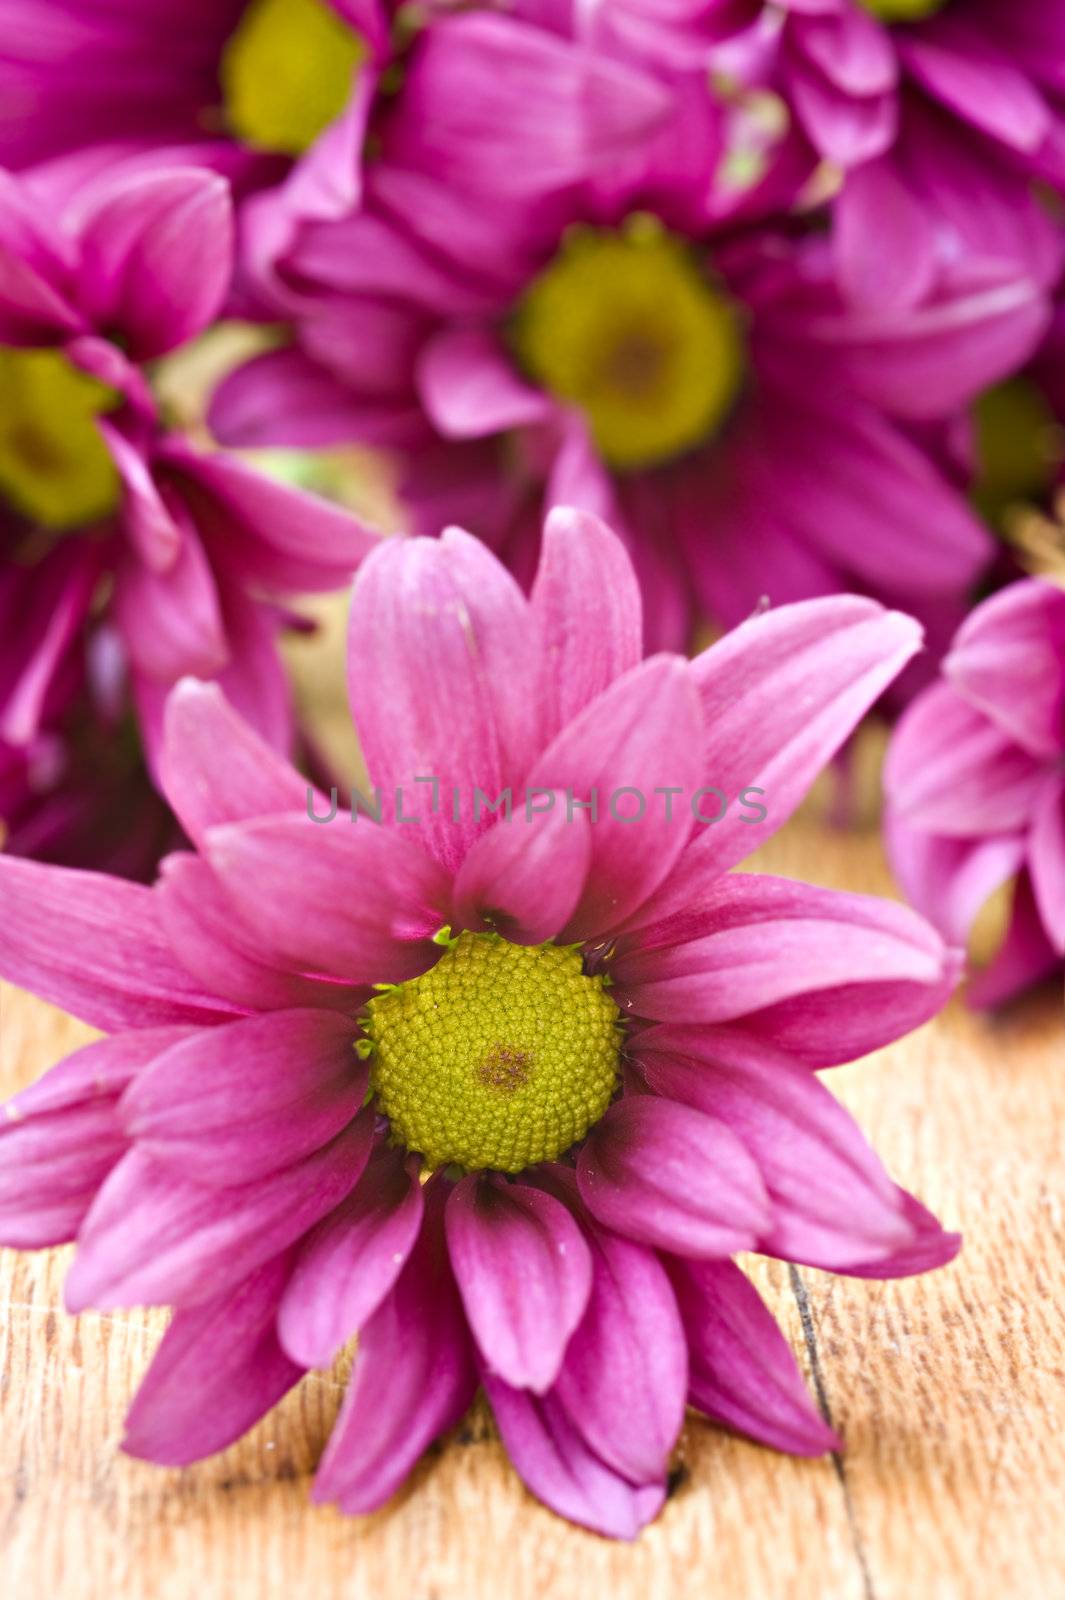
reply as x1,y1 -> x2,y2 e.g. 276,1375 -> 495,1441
886,577 -> 1065,1006
767,0 -> 1065,306
211,45 -> 1051,654
0,510 -> 961,1537
0,162 -> 377,872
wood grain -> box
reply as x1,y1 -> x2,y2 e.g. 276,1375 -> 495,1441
1,816 -> 1063,1600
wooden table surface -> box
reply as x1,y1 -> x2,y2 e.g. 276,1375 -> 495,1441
1,812 -> 1063,1600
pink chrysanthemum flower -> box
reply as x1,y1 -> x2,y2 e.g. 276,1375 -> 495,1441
0,510 -> 961,1538
886,577 -> 1065,1006
211,53 -> 1050,655
0,161 -> 376,869
767,0 -> 1065,307
0,1 -> 676,252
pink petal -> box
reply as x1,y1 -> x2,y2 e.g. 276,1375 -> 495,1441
65,1118 -> 373,1312
637,1031 -> 916,1268
832,1188 -> 961,1279
76,167 -> 233,359
347,528 -> 542,870
483,1375 -> 665,1540
1028,775 -> 1065,955
0,857 -> 240,1031
113,515 -> 229,684
389,13 -> 671,194
418,327 -> 553,438
885,682 -> 1047,836
159,679 -> 312,849
204,815 -> 450,984
527,655 -> 704,942
833,157 -> 938,314
530,506 -> 643,746
968,870 -> 1062,1008
539,1184 -> 687,1485
123,1252 -> 303,1467
613,875 -> 959,1063
451,793 -> 593,945
671,596 -> 921,883
886,818 -> 1026,947
120,1009 -> 366,1186
156,853 -> 363,1013
312,1182 -> 478,1513
944,579 -> 1065,762
899,23 -> 1049,154
667,1257 -> 839,1455
576,1094 -> 770,1258
278,1142 -> 424,1368
446,1174 -> 592,1393
163,443 -> 382,593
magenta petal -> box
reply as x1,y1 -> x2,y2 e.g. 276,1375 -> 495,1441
530,506 -> 643,746
390,13 -> 670,194
886,820 -> 1026,948
680,596 -> 921,881
667,1257 -> 838,1456
204,815 -> 450,984
576,1094 -> 770,1258
76,167 -> 233,359
968,870 -> 1061,1008
160,679 -> 313,849
899,25 -> 1049,154
1028,775 -> 1065,955
156,854 -> 362,1013
113,517 -> 229,683
347,528 -> 542,870
944,579 -> 1065,762
613,875 -> 960,1064
834,1188 -> 961,1279
833,158 -> 938,313
0,857 -> 240,1031
885,682 -> 1047,837
101,419 -> 183,572
637,1032 -> 915,1268
312,1184 -> 477,1513
120,1010 -> 366,1186
123,1253 -> 303,1467
484,1375 -> 665,1540
528,655 -> 704,942
446,1175 -> 592,1393
451,794 -> 593,945
550,1218 -> 687,1485
165,444 -> 382,592
278,1143 -> 424,1368
418,327 -> 553,438
65,1118 -> 373,1312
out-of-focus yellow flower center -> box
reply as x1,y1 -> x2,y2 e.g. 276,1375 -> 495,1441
972,378 -> 1065,526
220,0 -> 366,157
364,932 -> 621,1173
857,0 -> 946,21
0,349 -> 120,529
510,216 -> 744,472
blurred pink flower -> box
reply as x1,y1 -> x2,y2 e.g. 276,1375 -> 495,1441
886,577 -> 1065,1006
0,162 -> 377,869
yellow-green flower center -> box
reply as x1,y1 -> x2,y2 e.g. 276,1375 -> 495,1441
0,349 -> 120,530
510,216 -> 744,472
857,0 -> 947,21
219,0 -> 366,157
364,932 -> 622,1173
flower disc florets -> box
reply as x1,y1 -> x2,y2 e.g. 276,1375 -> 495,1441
364,931 -> 622,1173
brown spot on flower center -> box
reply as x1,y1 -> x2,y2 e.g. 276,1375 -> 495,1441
478,1045 -> 534,1093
